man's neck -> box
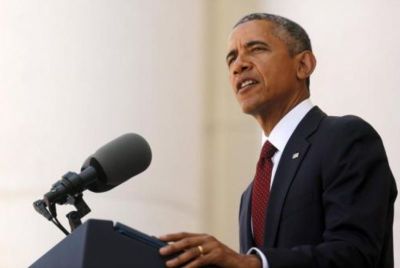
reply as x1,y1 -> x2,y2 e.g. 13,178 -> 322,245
254,93 -> 309,136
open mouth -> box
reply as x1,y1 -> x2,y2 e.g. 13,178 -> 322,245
237,79 -> 258,92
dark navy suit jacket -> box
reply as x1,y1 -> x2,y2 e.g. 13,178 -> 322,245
239,107 -> 397,268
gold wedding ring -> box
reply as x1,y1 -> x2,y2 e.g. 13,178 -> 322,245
197,245 -> 204,256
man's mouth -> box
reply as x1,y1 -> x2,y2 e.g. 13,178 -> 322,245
237,79 -> 258,92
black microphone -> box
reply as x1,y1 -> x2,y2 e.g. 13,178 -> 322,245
43,133 -> 152,206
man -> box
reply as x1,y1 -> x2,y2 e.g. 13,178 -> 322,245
159,13 -> 397,268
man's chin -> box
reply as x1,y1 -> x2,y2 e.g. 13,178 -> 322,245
240,105 -> 257,115
240,102 -> 269,117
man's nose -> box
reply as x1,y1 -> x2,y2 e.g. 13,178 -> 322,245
232,55 -> 251,75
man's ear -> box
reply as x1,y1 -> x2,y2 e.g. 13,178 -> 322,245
296,51 -> 316,81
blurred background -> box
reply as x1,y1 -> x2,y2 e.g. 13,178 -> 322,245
0,0 -> 399,266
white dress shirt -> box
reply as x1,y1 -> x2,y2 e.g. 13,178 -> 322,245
248,98 -> 314,268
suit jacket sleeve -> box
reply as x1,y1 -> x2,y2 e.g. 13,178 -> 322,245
262,117 -> 397,268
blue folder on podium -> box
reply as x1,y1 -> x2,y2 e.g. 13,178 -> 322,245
31,219 -> 217,268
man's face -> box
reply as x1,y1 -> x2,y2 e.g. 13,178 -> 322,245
226,20 -> 300,115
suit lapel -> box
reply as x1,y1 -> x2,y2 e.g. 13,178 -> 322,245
264,107 -> 326,247
239,183 -> 254,252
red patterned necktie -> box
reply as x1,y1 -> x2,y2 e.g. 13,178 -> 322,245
251,140 -> 277,247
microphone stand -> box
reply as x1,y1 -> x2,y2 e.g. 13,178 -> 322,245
65,193 -> 91,231
33,172 -> 92,235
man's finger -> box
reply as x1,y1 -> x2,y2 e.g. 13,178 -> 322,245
182,257 -> 206,268
159,232 -> 197,241
165,247 -> 202,267
160,236 -> 204,255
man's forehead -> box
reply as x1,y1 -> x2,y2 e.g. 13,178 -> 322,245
227,20 -> 274,48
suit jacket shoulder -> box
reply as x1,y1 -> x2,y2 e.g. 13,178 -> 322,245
239,107 -> 397,268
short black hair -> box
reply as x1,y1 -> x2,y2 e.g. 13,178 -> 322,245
235,13 -> 312,88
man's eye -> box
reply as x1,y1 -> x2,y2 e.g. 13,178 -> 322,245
252,47 -> 265,52
227,57 -> 235,66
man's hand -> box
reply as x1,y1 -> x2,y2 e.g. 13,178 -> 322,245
159,232 -> 261,268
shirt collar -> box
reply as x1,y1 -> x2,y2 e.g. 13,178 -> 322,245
262,99 -> 314,152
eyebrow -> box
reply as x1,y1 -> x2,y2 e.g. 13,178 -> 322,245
226,40 -> 271,63
246,40 -> 270,49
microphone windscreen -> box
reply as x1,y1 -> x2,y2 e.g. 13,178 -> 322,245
83,133 -> 152,192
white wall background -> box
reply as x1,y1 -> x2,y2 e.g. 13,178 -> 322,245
0,0 -> 398,266
0,1 -> 209,266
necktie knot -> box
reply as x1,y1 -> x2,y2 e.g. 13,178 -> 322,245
260,141 -> 277,160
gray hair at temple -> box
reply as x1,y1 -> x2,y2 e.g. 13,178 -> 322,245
234,13 -> 313,88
